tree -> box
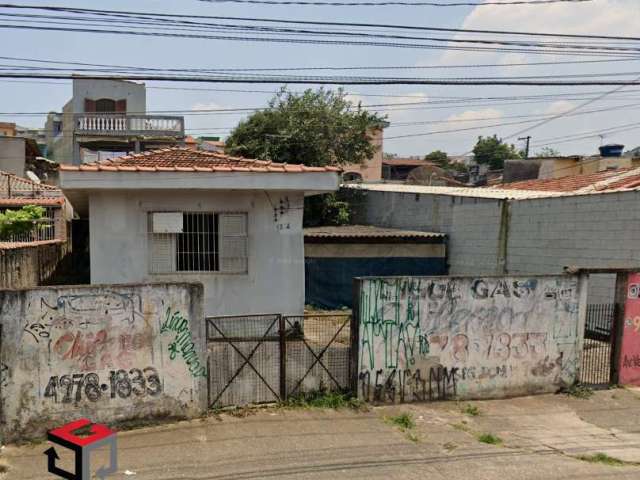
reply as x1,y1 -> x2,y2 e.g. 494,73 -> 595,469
472,135 -> 521,170
424,150 -> 449,167
0,205 -> 46,240
535,147 -> 561,157
225,87 -> 387,167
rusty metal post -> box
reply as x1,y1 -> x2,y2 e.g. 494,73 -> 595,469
350,279 -> 361,396
279,314 -> 287,401
610,272 -> 629,385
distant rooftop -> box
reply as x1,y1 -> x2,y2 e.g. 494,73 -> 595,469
495,167 -> 640,193
304,225 -> 444,240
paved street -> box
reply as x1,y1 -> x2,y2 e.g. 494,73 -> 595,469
5,388 -> 640,479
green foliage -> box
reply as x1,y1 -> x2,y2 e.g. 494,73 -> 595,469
576,453 -> 626,466
386,413 -> 416,431
225,87 -> 386,167
535,147 -> 561,157
424,150 -> 449,167
477,433 -> 502,445
462,404 -> 480,416
304,188 -> 366,228
0,205 -> 47,240
564,383 -> 594,399
283,390 -> 365,410
472,135 -> 521,170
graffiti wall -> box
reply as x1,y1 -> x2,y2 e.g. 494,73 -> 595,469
0,283 -> 205,441
356,275 -> 582,403
620,273 -> 640,385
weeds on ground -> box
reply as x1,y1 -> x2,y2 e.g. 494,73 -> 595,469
443,442 -> 458,451
477,433 -> 503,445
451,420 -> 471,433
386,413 -> 416,430
576,453 -> 626,466
462,404 -> 480,416
385,412 -> 419,442
282,391 -> 366,411
564,383 -> 594,400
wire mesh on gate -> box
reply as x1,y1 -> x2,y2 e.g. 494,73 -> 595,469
284,313 -> 352,398
580,304 -> 615,386
206,314 -> 281,408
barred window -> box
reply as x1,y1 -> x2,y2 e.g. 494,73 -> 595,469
148,212 -> 247,274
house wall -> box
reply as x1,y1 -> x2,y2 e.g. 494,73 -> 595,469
0,137 -> 25,177
342,127 -> 383,182
72,79 -> 146,114
356,275 -> 586,403
352,187 -> 640,304
89,190 -> 305,317
0,282 -> 206,442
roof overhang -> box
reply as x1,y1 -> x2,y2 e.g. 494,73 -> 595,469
60,170 -> 340,216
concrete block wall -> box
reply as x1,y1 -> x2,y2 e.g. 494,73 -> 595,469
352,189 -> 504,275
356,275 -> 585,403
0,282 -> 206,442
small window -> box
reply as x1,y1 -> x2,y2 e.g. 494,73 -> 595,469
95,98 -> 116,113
149,212 -> 247,274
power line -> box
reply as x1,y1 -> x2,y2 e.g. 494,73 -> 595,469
1,4 -> 635,42
1,72 -> 640,86
196,0 -> 593,6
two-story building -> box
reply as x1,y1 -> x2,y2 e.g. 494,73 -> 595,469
46,78 -> 185,165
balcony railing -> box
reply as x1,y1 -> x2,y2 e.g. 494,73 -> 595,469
75,114 -> 184,137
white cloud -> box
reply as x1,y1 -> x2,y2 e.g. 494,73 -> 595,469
543,100 -> 575,116
440,0 -> 640,64
447,108 -> 503,123
191,102 -> 223,112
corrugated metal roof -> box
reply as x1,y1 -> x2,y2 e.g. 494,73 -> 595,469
344,183 -> 561,199
304,225 -> 445,239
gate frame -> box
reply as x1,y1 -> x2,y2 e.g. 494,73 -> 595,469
206,312 -> 356,409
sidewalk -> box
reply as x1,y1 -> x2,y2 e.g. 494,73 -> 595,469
4,388 -> 640,479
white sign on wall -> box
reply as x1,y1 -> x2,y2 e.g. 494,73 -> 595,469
152,212 -> 183,233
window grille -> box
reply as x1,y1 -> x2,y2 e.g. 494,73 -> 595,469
149,212 -> 248,274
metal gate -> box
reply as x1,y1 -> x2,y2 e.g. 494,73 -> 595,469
579,303 -> 617,385
206,313 -> 354,408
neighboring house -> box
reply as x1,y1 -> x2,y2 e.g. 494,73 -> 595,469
198,136 -> 225,153
382,157 -> 431,181
0,136 -> 41,178
15,125 -> 48,156
58,147 -> 340,317
341,125 -> 385,182
45,79 -> 185,165
304,225 -> 447,308
0,171 -> 73,288
0,122 -> 16,137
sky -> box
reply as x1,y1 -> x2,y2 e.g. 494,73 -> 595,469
1,0 -> 640,157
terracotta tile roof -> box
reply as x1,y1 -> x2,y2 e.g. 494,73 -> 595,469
495,167 -> 640,193
0,239 -> 63,250
0,197 -> 65,207
1,170 -> 65,207
382,158 -> 435,167
59,147 -> 340,173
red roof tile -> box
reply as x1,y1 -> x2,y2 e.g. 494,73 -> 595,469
59,147 -> 340,174
496,167 -> 640,193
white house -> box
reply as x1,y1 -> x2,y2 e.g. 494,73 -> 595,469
59,148 -> 340,317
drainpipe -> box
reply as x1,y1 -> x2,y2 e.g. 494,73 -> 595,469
496,198 -> 511,275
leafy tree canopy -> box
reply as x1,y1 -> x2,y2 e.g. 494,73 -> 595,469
0,205 -> 46,240
424,150 -> 449,167
225,87 -> 387,167
472,135 -> 521,170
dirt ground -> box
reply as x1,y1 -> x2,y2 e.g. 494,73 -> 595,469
4,388 -> 640,479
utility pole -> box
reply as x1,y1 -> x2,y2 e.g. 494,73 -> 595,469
518,136 -> 531,159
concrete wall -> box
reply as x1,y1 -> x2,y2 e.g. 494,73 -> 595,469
356,275 -> 585,403
72,79 -> 146,114
620,272 -> 640,386
0,137 -> 25,177
0,282 -> 205,441
352,188 -> 640,304
89,190 -> 305,318
0,242 -> 69,289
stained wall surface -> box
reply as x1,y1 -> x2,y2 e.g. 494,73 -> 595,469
0,282 -> 205,441
356,275 -> 585,403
